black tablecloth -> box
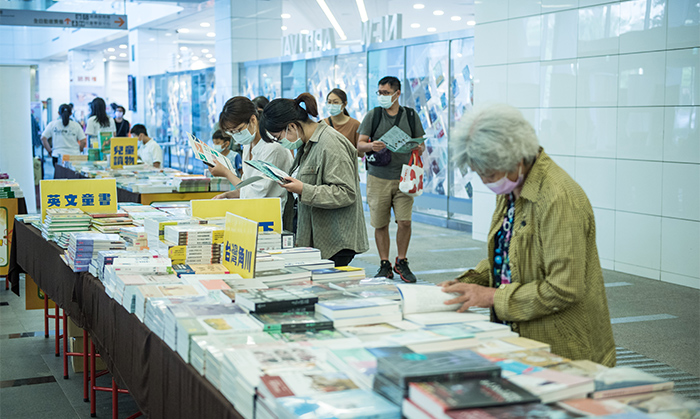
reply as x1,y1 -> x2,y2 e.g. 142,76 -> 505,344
8,220 -> 243,419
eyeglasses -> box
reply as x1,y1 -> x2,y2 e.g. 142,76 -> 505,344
375,90 -> 396,96
225,123 -> 247,135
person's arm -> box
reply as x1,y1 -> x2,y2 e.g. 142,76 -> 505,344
77,125 -> 87,152
209,161 -> 241,186
493,197 -> 589,322
213,190 -> 240,199
152,143 -> 163,169
41,136 -> 52,155
354,130 -> 364,158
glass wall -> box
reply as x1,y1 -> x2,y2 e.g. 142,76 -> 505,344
260,64 -> 281,100
368,47 -> 404,110
306,57 -> 335,115
282,61 -> 305,99
334,53 -> 367,120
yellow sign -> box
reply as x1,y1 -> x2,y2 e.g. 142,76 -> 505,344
110,137 -> 137,169
0,198 -> 18,275
191,198 -> 282,233
40,179 -> 117,221
222,212 -> 258,278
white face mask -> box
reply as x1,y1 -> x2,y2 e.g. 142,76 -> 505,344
226,124 -> 256,146
279,125 -> 303,150
327,103 -> 343,117
378,92 -> 397,109
212,143 -> 227,153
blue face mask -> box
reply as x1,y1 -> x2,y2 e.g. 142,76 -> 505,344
279,125 -> 303,150
226,124 -> 255,146
327,103 -> 343,117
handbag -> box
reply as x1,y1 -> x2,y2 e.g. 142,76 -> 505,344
398,149 -> 424,197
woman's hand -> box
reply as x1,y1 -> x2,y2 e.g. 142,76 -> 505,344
280,177 -> 304,195
209,161 -> 231,178
213,191 -> 236,199
441,283 -> 496,312
437,279 -> 459,287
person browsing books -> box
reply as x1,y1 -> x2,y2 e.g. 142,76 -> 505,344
85,97 -> 116,151
324,88 -> 362,157
357,76 -> 426,283
209,96 -> 294,228
131,124 -> 162,168
113,105 -> 130,137
260,93 -> 369,267
439,104 -> 616,367
41,104 -> 87,168
211,129 -> 242,177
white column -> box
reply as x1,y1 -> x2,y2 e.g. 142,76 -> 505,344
0,66 -> 37,211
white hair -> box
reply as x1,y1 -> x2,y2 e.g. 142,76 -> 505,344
453,104 -> 540,176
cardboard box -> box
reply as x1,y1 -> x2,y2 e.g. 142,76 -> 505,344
69,337 -> 106,373
67,317 -> 83,338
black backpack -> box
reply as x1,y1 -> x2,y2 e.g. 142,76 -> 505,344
365,106 -> 417,166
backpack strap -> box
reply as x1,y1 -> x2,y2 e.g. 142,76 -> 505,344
368,107 -> 382,141
326,117 -> 334,129
404,107 -> 416,138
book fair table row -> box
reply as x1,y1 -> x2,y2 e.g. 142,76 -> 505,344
7,219 -> 244,419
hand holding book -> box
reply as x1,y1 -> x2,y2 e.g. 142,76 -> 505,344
441,282 -> 496,312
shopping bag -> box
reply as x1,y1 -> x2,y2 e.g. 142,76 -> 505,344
399,149 -> 424,197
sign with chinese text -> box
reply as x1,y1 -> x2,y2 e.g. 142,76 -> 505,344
0,198 -> 18,276
222,212 -> 258,279
0,9 -> 127,30
110,137 -> 137,169
190,198 -> 282,233
40,179 -> 117,221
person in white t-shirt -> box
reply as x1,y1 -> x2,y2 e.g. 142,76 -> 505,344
209,96 -> 294,230
85,97 -> 116,151
41,103 -> 87,169
131,124 -> 163,168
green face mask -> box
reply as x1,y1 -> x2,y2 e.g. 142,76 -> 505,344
279,125 -> 303,150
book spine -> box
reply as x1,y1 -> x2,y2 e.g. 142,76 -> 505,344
250,299 -> 318,313
591,382 -> 674,399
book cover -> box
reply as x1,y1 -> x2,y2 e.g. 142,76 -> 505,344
236,288 -> 318,313
507,369 -> 595,404
446,403 -> 581,419
252,311 -> 333,333
409,378 -> 538,413
275,389 -> 401,419
592,367 -> 674,399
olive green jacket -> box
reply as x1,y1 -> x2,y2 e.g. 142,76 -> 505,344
293,122 -> 369,259
458,150 -> 616,367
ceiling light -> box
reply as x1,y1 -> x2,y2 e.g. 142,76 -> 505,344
119,44 -> 127,49
209,58 -> 216,63
300,29 -> 310,34
107,47 -> 115,52
451,16 -> 462,21
316,0 -> 347,40
149,37 -> 155,41
119,53 -> 126,57
281,13 -> 291,19
103,58 -> 107,62
178,28 -> 190,33
427,27 -> 437,32
467,20 -> 476,26
413,3 -> 425,9
200,22 -> 210,28
180,46 -> 188,51
165,33 -> 172,37
355,0 -> 369,22
205,53 -> 213,58
192,56 -> 199,60
410,23 -> 420,28
206,32 -> 216,37
433,10 -> 444,15
281,25 -> 287,30
201,48 -> 209,53
109,55 -> 116,60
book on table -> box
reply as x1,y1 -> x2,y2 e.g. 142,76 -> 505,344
590,367 -> 674,399
397,284 -> 491,325
274,389 -> 401,419
315,296 -> 401,320
506,369 -> 595,404
235,287 -> 318,313
251,311 -> 334,333
402,400 -> 580,419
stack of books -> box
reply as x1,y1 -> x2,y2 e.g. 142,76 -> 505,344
0,179 -> 23,198
88,212 -> 134,234
172,176 -> 210,193
254,253 -> 286,273
256,231 -> 295,252
235,287 -> 319,313
163,241 -> 222,266
309,266 -> 366,283
315,296 -> 402,328
208,177 -> 233,192
103,270 -> 182,308
176,313 -> 262,361
119,226 -> 148,250
41,208 -> 92,246
253,266 -> 313,286
63,232 -> 126,272
251,312 -> 334,333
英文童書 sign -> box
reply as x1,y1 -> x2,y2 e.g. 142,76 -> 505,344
0,9 -> 127,30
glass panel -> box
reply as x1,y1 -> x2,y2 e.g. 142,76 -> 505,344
333,53 -> 368,120
260,63 -> 281,100
368,47 -> 404,110
306,57 -> 335,110
448,38 -> 475,223
282,61 -> 306,99
239,64 -> 259,99
404,41 -> 450,218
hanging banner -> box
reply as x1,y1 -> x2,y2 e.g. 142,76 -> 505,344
0,198 -> 18,275
190,198 -> 281,233
40,179 -> 117,220
110,137 -> 138,169
222,212 -> 258,279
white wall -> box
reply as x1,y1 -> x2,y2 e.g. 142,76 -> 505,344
105,60 -> 130,120
38,60 -> 71,117
0,66 -> 37,211
473,0 -> 700,289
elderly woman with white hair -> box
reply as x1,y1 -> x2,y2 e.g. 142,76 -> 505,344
440,104 -> 616,367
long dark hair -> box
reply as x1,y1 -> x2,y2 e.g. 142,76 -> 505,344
90,97 -> 110,127
260,93 -> 318,142
327,88 -> 350,116
58,104 -> 72,127
219,96 -> 258,135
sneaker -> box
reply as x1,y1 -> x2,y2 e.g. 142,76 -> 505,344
374,260 -> 394,279
394,258 -> 417,283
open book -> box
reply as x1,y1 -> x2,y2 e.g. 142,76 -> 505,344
186,132 -> 236,172
396,284 -> 490,325
377,125 -> 426,153
245,160 -> 290,183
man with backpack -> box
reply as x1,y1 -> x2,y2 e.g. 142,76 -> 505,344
357,76 -> 426,283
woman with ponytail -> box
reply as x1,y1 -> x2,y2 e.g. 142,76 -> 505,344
324,88 -> 362,157
260,93 -> 369,266
41,103 -> 87,169
210,96 -> 294,228
85,97 -> 116,148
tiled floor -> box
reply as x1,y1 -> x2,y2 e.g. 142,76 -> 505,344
1,213 -> 699,418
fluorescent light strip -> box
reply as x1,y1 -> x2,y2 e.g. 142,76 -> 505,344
355,0 -> 368,22
316,0 -> 347,40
